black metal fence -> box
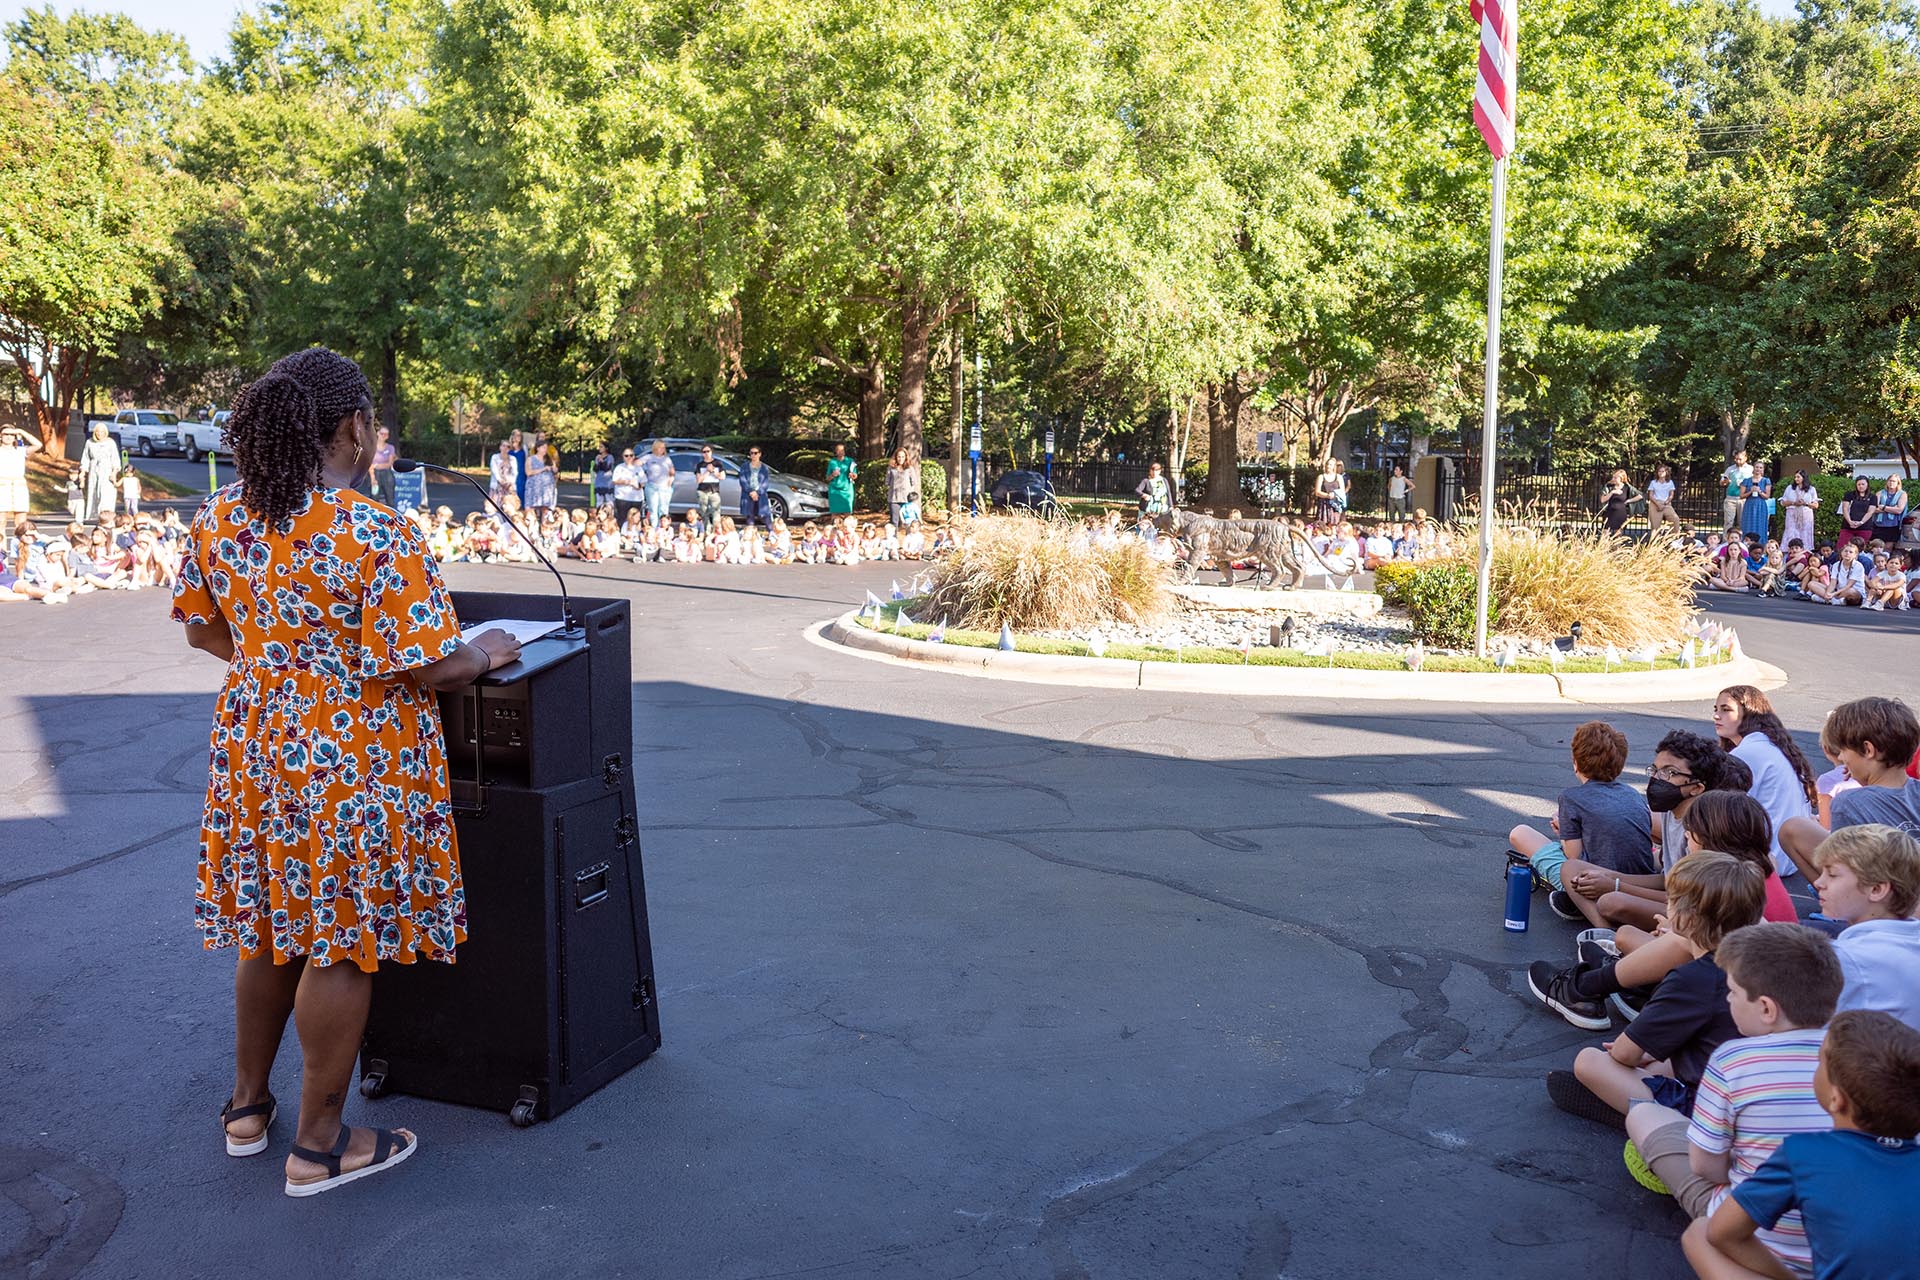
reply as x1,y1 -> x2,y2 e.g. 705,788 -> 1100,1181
1439,459 -> 1733,535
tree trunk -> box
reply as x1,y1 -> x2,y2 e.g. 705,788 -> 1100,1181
856,355 -> 888,463
4,343 -> 89,457
948,332 -> 964,512
894,298 -> 931,465
378,342 -> 401,434
1717,405 -> 1753,466
1203,378 -> 1248,512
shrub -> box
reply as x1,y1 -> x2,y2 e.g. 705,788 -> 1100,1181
1372,560 -> 1416,605
854,458 -> 949,513
1400,563 -> 1491,648
924,514 -> 1170,630
1407,524 -> 1695,648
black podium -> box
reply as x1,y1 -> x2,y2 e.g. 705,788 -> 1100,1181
359,591 -> 661,1126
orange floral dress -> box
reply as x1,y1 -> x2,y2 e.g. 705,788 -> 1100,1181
171,483 -> 467,972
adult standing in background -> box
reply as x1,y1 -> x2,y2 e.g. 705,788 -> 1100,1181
1644,464 -> 1676,540
1135,461 -> 1171,516
488,439 -> 519,511
508,430 -> 528,508
640,439 -> 675,529
1837,476 -> 1876,551
740,446 -> 773,532
695,444 -> 725,531
1387,465 -> 1410,516
885,449 -> 917,528
826,442 -> 857,516
523,439 -> 557,518
1598,469 -> 1639,537
1720,450 -> 1752,533
80,423 -> 120,521
1739,460 -> 1773,543
0,425 -> 41,530
1778,470 -> 1818,552
368,425 -> 397,507
1313,459 -> 1347,526
610,447 -> 643,528
590,443 -> 615,510
1872,475 -> 1908,546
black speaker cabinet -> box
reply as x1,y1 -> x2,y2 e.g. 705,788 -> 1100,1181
360,771 -> 660,1125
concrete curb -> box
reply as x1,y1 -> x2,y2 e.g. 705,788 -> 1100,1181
810,612 -> 1788,704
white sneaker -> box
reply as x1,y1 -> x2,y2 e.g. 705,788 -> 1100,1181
1867,600 -> 1885,611
42,591 -> 68,605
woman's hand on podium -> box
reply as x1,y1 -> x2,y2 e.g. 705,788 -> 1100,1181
468,628 -> 523,672
420,628 -> 522,690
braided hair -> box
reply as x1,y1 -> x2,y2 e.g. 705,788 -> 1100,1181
225,347 -> 373,528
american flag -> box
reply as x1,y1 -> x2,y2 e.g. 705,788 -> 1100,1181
1471,0 -> 1518,159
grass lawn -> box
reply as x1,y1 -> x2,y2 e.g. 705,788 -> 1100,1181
856,601 -> 1732,675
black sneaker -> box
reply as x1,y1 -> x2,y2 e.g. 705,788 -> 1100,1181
1547,1069 -> 1626,1130
1577,939 -> 1615,970
1527,960 -> 1611,1031
1609,988 -> 1651,1023
1547,890 -> 1583,921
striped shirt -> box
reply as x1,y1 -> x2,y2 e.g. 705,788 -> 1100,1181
1688,1028 -> 1831,1279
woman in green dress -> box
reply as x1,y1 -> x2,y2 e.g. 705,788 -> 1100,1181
827,442 -> 857,515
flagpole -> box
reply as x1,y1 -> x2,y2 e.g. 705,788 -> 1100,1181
1472,152 -> 1507,659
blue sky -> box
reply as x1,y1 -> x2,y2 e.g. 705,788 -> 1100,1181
2,0 -> 1808,69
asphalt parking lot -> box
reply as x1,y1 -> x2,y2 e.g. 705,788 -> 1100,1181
2,556 -> 1914,1280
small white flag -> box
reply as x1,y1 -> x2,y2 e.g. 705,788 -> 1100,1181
998,622 -> 1015,651
1603,642 -> 1620,671
1089,631 -> 1107,658
890,579 -> 904,601
1682,638 -> 1696,669
928,615 -> 947,643
1406,639 -> 1425,671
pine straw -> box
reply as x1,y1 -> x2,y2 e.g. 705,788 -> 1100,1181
923,515 -> 1171,631
1439,523 -> 1698,648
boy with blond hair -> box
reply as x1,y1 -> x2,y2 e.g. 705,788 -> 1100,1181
1813,824 -> 1920,1030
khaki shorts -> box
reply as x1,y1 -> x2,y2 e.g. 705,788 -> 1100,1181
1639,1119 -> 1716,1219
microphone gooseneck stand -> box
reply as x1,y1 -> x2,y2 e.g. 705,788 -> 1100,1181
392,457 -> 583,638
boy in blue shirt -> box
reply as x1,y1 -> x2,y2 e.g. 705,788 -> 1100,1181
1683,1010 -> 1920,1280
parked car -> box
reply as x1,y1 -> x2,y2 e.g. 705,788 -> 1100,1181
989,469 -> 1057,514
630,438 -> 831,523
180,410 -> 229,463
91,409 -> 183,457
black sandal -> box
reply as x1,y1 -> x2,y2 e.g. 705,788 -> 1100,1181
221,1093 -> 277,1157
283,1125 -> 417,1198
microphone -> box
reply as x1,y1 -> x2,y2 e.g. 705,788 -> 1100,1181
393,457 -> 583,638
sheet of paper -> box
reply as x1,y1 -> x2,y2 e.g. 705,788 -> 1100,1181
460,618 -> 563,647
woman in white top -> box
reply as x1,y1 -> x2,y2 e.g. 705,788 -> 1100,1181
488,440 -> 520,509
0,426 -> 40,528
1778,469 -> 1818,552
1643,464 -> 1677,540
1711,685 -> 1818,879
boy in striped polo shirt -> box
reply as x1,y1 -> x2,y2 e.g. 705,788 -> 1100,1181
1625,924 -> 1845,1279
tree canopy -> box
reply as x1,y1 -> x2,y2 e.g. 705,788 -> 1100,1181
2,0 -> 1917,479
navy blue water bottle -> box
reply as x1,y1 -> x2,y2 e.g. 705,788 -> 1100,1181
1504,861 -> 1532,932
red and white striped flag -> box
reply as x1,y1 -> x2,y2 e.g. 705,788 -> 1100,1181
1470,0 -> 1518,159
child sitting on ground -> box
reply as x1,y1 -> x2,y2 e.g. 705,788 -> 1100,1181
1546,850 -> 1765,1128
1508,721 -> 1657,927
899,520 -> 925,559
1814,824 -> 1920,1030
1623,923 -> 1843,1279
1530,789 -> 1793,1031
1683,1010 -> 1920,1280
1865,552 -> 1908,611
1781,697 -> 1920,874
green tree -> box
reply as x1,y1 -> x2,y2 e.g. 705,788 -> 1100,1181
0,18 -> 183,454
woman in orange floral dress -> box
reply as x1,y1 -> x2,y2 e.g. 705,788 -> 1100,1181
173,347 -> 520,1197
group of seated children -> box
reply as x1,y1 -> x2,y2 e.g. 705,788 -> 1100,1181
419,501 -> 955,568
1504,699 -> 1920,1279
1699,530 -> 1918,610
1,511 -> 185,603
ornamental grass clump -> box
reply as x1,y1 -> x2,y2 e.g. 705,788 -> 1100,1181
1431,523 -> 1697,648
923,514 -> 1170,631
